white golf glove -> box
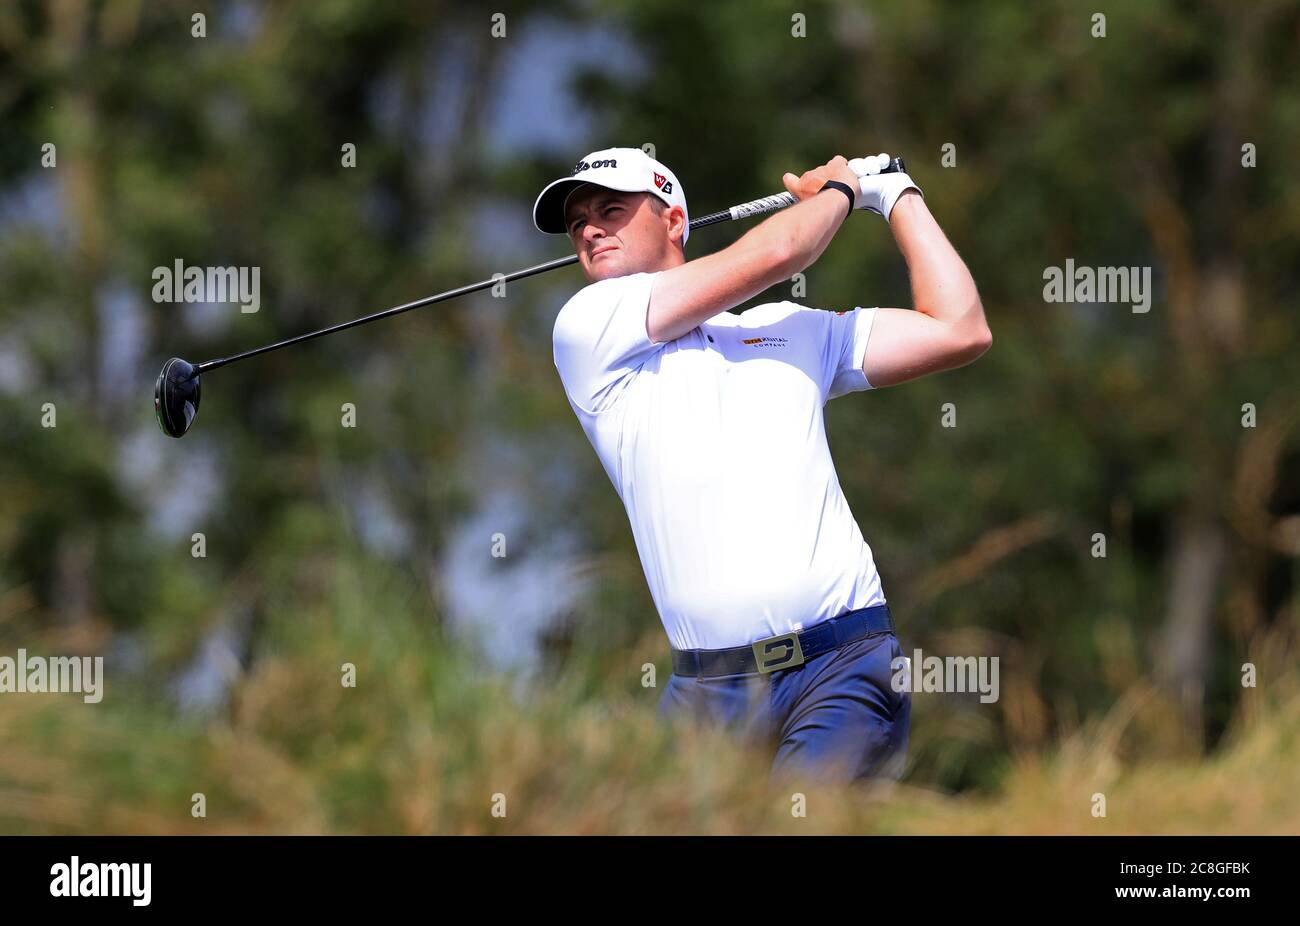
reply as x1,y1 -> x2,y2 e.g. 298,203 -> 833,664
849,153 -> 922,221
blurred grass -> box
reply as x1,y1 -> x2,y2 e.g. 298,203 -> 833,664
1,557 -> 1297,835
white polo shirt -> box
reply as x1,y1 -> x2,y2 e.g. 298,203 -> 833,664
552,270 -> 887,651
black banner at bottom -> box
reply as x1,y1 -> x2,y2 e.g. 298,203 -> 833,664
0,835 -> 1288,913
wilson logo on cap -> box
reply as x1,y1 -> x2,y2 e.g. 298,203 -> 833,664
574,158 -> 617,173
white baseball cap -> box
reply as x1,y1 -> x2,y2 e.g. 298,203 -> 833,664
533,147 -> 690,244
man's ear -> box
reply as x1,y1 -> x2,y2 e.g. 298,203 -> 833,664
665,204 -> 687,249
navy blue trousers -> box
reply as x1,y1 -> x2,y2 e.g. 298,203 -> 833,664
656,631 -> 910,783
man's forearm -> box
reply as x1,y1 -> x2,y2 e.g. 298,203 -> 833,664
888,192 -> 987,338
745,186 -> 849,277
647,188 -> 848,343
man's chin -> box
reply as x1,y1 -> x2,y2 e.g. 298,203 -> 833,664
586,255 -> 636,282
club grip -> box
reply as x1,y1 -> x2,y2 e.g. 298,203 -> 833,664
689,156 -> 908,230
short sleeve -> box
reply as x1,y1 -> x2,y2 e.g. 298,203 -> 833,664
825,306 -> 879,400
552,271 -> 664,414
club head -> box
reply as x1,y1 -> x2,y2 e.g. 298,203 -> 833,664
154,357 -> 202,438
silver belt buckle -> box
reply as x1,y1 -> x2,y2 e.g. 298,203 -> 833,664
752,631 -> 805,674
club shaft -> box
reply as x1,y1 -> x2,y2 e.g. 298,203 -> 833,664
195,255 -> 579,374
191,157 -> 905,376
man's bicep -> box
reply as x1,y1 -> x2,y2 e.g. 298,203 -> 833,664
861,307 -> 980,388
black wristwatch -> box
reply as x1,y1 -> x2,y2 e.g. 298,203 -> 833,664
819,180 -> 857,220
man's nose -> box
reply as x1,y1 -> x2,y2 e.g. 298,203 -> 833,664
582,223 -> 606,244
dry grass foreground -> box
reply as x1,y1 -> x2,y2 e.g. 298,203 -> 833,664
2,607 -> 1297,835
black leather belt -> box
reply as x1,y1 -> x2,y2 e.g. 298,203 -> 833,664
671,604 -> 895,678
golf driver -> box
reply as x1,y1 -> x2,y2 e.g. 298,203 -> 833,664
154,156 -> 907,437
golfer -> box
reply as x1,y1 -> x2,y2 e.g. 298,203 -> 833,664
533,147 -> 989,783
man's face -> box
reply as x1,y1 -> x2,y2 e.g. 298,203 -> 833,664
564,186 -> 683,283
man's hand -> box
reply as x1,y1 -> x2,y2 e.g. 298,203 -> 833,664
849,153 -> 923,221
782,155 -> 861,203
